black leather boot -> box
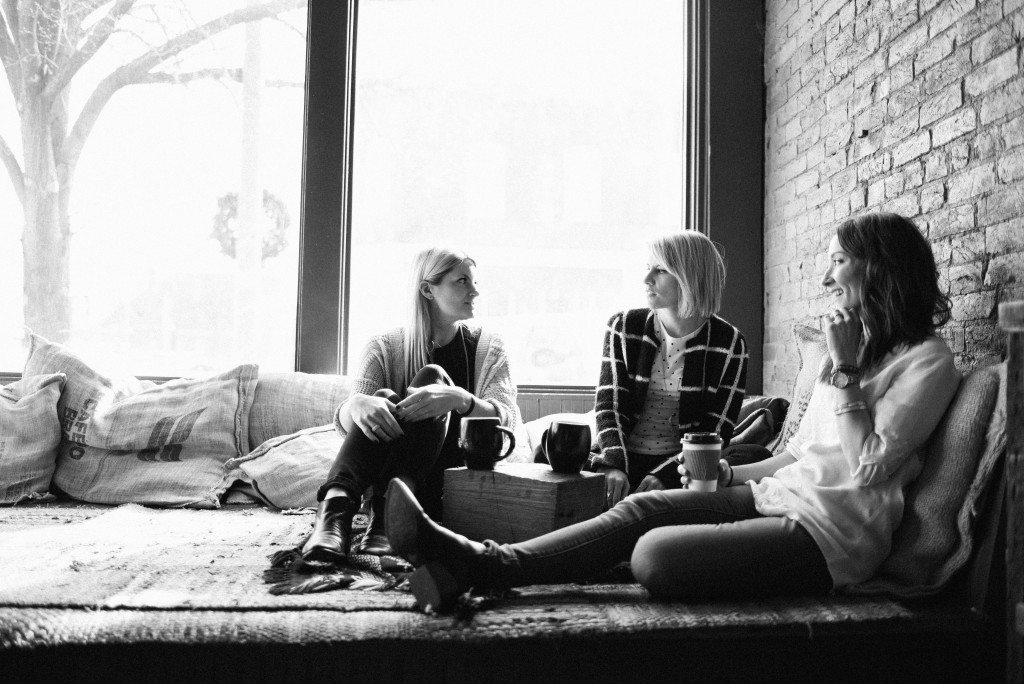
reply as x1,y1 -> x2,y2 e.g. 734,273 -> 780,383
352,495 -> 393,556
384,478 -> 489,612
301,496 -> 357,563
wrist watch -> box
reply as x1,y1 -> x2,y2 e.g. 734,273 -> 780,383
829,364 -> 861,389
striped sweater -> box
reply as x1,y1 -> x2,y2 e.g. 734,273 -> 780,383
590,309 -> 748,482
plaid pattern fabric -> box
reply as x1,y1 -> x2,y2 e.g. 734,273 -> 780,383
591,309 -> 747,480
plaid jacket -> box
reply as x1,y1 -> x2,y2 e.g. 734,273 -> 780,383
590,309 -> 747,484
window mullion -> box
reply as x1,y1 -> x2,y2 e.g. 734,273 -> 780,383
295,0 -> 359,374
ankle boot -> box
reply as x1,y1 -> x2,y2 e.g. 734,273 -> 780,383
384,478 -> 489,612
352,495 -> 393,556
301,496 -> 357,563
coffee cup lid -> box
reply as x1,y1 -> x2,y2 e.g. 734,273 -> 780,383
682,432 -> 722,444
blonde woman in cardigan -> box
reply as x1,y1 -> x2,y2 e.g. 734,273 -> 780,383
302,247 -> 517,563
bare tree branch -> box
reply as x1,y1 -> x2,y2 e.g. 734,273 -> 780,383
0,131 -> 24,206
43,0 -> 138,101
60,0 -> 304,170
0,3 -> 21,104
133,66 -> 242,86
126,0 -> 304,75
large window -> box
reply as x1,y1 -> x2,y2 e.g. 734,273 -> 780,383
346,0 -> 686,385
1,1 -> 308,377
4,0 -> 705,388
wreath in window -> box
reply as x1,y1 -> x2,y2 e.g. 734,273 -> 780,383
211,190 -> 290,261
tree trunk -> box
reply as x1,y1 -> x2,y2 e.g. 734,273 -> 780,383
21,95 -> 72,344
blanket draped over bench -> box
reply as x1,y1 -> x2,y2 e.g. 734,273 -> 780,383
0,503 -> 941,649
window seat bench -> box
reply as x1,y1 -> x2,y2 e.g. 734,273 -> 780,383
2,301 -> 1019,683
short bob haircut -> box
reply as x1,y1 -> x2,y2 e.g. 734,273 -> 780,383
648,231 -> 726,319
826,212 -> 951,374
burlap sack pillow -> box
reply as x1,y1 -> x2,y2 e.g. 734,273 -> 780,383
0,373 -> 66,504
227,425 -> 341,509
23,334 -> 258,508
767,324 -> 828,453
248,372 -> 353,451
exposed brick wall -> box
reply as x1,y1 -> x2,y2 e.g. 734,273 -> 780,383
763,0 -> 1024,397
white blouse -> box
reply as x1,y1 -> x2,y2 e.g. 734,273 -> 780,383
750,336 -> 961,588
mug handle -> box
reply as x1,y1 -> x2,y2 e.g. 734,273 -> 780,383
496,426 -> 516,459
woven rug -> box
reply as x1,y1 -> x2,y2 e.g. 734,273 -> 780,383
0,503 -> 417,611
0,503 -> 926,650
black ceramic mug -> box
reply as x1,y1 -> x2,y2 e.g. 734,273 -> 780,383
459,417 -> 516,470
542,420 -> 591,474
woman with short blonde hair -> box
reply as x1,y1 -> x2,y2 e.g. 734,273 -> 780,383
586,230 -> 748,506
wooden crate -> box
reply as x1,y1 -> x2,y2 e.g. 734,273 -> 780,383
443,463 -> 605,543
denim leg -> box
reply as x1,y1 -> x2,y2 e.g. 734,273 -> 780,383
488,486 -> 761,589
316,364 -> 453,502
630,514 -> 833,599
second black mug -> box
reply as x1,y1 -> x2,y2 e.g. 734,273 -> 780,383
542,420 -> 591,474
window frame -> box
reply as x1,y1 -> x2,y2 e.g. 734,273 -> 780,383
295,0 -> 358,375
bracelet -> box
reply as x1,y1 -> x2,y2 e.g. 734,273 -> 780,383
833,400 -> 868,415
457,395 -> 475,417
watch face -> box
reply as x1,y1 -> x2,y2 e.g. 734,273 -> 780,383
831,372 -> 850,388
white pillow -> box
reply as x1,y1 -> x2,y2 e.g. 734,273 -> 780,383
226,425 -> 341,509
0,373 -> 66,504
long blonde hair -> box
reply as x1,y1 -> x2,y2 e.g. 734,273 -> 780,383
648,231 -> 726,319
403,247 -> 477,386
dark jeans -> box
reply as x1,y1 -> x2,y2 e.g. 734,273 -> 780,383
488,485 -> 833,600
318,364 -> 457,520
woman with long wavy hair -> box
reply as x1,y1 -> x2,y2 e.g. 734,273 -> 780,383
301,247 -> 517,563
384,213 -> 962,612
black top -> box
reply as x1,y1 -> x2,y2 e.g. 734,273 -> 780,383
431,323 -> 478,463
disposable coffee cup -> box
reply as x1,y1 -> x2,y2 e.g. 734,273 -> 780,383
681,432 -> 723,492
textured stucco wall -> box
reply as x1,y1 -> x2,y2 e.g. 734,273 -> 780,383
763,0 -> 1024,397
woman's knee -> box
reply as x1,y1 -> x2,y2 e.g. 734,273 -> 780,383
374,388 -> 400,403
410,363 -> 452,387
631,528 -> 694,598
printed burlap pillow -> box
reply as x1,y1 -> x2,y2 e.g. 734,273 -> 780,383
23,334 -> 258,508
0,373 -> 66,504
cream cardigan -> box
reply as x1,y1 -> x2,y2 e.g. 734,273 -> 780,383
334,324 -> 518,435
